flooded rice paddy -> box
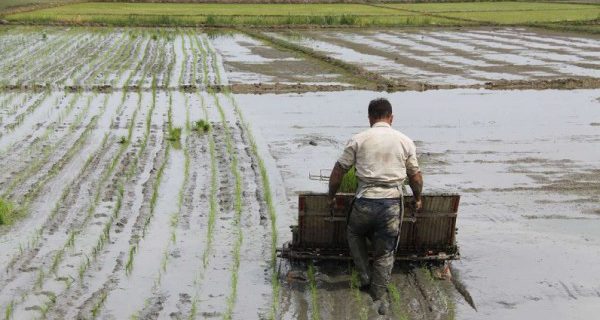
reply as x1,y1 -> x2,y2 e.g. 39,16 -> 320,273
0,26 -> 599,319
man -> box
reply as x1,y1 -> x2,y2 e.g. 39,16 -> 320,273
328,98 -> 423,315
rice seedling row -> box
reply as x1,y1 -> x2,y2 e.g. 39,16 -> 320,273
0,94 -> 114,316
28,32 -> 103,85
307,262 -> 321,320
12,32 -> 91,84
0,30 -> 73,78
107,34 -> 144,87
203,40 -> 246,316
1,92 -> 84,198
0,91 -> 45,130
349,269 -> 369,320
79,32 -> 130,85
220,90 -> 280,318
387,282 -> 409,320
14,88 -> 157,318
128,94 -> 191,319
53,92 -> 167,319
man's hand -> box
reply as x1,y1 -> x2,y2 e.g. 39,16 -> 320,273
328,162 -> 348,200
414,196 -> 423,213
408,172 -> 423,213
328,196 -> 336,212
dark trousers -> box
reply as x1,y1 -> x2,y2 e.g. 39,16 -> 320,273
347,198 -> 400,300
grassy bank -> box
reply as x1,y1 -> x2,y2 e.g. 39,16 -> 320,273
7,1 -> 598,27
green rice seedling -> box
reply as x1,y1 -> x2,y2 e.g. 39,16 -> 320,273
192,119 -> 211,133
350,269 -> 368,320
39,292 -> 57,318
91,291 -> 108,318
78,254 -> 90,281
307,263 -> 320,320
117,136 -> 127,144
125,245 -> 136,275
0,197 -> 18,225
387,283 -> 408,320
339,166 -> 358,193
66,231 -> 76,248
4,300 -> 14,320
166,125 -> 182,142
50,249 -> 65,275
189,300 -> 197,320
202,122 -> 218,268
34,269 -> 45,290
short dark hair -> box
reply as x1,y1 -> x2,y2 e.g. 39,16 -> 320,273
368,98 -> 392,119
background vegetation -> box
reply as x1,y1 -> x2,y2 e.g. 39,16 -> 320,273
3,1 -> 599,29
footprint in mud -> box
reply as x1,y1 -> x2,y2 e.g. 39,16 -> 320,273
169,249 -> 181,259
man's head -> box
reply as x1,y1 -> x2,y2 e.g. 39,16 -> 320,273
368,98 -> 393,126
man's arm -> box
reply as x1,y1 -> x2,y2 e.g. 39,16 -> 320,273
328,162 -> 348,201
408,171 -> 423,212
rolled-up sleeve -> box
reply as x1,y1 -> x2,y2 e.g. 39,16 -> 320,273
337,138 -> 357,170
405,141 -> 420,176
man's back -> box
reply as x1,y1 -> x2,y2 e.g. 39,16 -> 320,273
338,122 -> 419,199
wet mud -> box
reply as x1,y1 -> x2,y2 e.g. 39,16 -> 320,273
1,26 -> 600,319
236,89 -> 600,320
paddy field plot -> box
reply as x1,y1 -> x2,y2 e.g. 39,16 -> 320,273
4,1 -> 600,27
0,25 -> 600,320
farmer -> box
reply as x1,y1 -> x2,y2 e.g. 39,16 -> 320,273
327,97 -> 423,315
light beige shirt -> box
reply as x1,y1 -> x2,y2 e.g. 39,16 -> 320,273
337,122 -> 420,199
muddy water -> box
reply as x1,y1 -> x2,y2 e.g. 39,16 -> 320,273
210,33 -> 353,86
270,28 -> 600,85
1,25 -> 600,319
236,89 -> 600,319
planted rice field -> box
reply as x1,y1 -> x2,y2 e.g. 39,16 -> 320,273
0,24 -> 599,320
4,1 -> 600,27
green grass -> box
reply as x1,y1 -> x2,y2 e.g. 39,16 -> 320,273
0,198 -> 19,226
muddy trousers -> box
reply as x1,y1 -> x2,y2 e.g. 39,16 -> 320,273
347,198 -> 400,300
